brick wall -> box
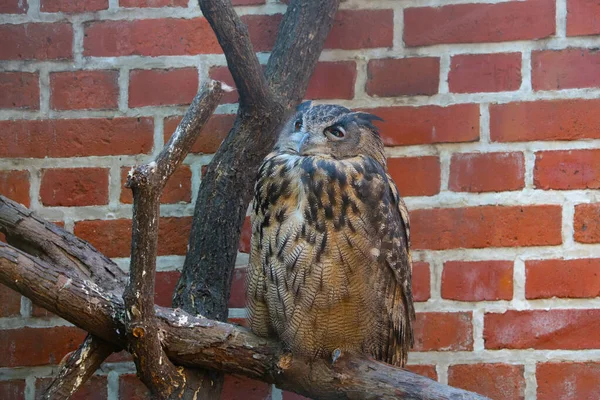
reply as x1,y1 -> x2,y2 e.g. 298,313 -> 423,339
1,0 -> 599,399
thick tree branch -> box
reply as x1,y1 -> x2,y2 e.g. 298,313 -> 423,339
122,81 -> 225,398
0,240 -> 487,400
42,334 -> 118,400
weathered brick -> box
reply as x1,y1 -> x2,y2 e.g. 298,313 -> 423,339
129,68 -> 198,107
574,203 -> 600,243
0,118 -> 153,158
387,156 -> 440,197
40,168 -> 109,207
282,391 -> 310,400
449,152 -> 525,193
366,57 -> 440,97
0,72 -> 39,109
119,374 -> 150,400
442,261 -> 513,301
484,309 -> 600,349
448,364 -> 525,400
305,61 -> 356,100
120,165 -> 191,204
534,150 -> 600,190
325,10 -> 393,50
207,66 -> 240,104
74,217 -> 192,257
164,114 -> 233,154
0,380 -> 25,400
364,105 -> 479,146
537,362 -> 600,400
155,271 -> 180,307
413,312 -> 473,351
0,284 -> 22,317
490,99 -> 600,142
0,0 -> 27,13
221,375 -> 271,400
50,70 -> 118,110
40,0 -> 108,13
229,267 -> 247,308
449,53 -> 521,93
533,48 -> 600,90
410,206 -> 562,250
567,0 -> 600,36
404,0 -> 555,46
0,326 -> 85,367
243,14 -> 282,52
120,0 -> 187,7
0,23 -> 72,60
412,262 -> 430,302
526,258 -> 600,299
36,375 -> 107,400
0,170 -> 30,207
405,365 -> 437,380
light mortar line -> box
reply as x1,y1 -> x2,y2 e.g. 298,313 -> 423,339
524,362 -> 537,400
556,0 -> 567,38
107,370 -> 119,400
228,308 -> 247,318
408,349 -> 600,365
352,57 -> 369,100
28,166 -> 41,211
0,317 -> 74,330
24,376 -> 35,400
521,50 -> 533,92
118,67 -> 129,112
436,363 -> 448,385
271,386 -> 283,400
108,0 -> 119,10
392,6 -> 404,51
25,0 -> 40,18
0,366 -> 56,381
523,150 -> 535,189
71,18 -> 85,66
108,162 -> 123,210
472,309 -> 484,351
342,0 -> 522,8
513,258 -> 526,301
38,68 -> 50,116
152,115 -> 165,156
439,150 -> 451,192
561,201 -> 575,248
438,53 -> 450,94
479,103 -> 490,143
20,297 -> 32,317
429,258 -> 442,300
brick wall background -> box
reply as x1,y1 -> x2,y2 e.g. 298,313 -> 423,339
1,0 -> 599,399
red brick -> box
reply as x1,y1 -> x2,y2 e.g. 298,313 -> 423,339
74,217 -> 192,258
40,168 -> 109,207
442,261 -> 513,301
412,262 -> 430,302
0,23 -> 72,60
105,350 -> 133,363
0,0 -> 27,13
567,0 -> 600,36
325,10 -> 393,50
129,68 -> 198,107
120,0 -> 187,7
40,0 -> 107,12
366,57 -> 440,97
449,152 -> 525,193
282,392 -> 310,400
537,362 -> 600,400
526,258 -> 600,299
0,118 -> 153,158
164,114 -> 233,154
404,0 -> 555,46
0,170 -> 30,207
306,61 -> 356,100
50,70 -> 118,110
0,326 -> 85,367
533,48 -> 600,90
484,309 -> 600,350
0,72 -> 39,109
365,105 -> 479,146
448,364 -> 525,400
239,215 -> 251,254
228,317 -> 248,328
155,271 -> 180,307
243,14 -> 282,52
534,150 -> 600,190
208,66 -> 239,104
119,374 -> 150,400
229,267 -> 247,308
574,203 -> 600,243
221,375 -> 271,400
0,380 -> 25,400
36,375 -> 107,400
387,156 -> 440,197
490,99 -> 600,142
405,365 -> 437,380
410,206 -> 562,250
0,284 -> 21,317
449,53 -> 521,93
84,18 -> 221,57
413,312 -> 473,351
120,165 -> 191,204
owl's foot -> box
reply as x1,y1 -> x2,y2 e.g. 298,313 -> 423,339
331,348 -> 342,365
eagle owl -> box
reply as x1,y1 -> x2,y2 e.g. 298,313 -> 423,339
246,102 -> 414,367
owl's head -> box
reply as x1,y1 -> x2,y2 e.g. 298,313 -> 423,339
275,101 -> 386,166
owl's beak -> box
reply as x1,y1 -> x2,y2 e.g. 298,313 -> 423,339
296,132 -> 309,154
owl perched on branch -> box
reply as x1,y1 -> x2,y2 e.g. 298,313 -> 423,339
246,102 -> 414,367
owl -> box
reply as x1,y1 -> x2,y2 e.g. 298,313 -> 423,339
246,102 -> 414,367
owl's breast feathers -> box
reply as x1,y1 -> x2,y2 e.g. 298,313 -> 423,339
247,151 -> 414,366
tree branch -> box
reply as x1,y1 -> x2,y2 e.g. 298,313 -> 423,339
122,80 -> 225,398
0,240 -> 488,400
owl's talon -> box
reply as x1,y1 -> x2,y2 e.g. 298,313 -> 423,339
331,348 -> 342,365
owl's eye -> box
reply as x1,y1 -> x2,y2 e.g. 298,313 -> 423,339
324,126 -> 345,139
294,120 -> 303,131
